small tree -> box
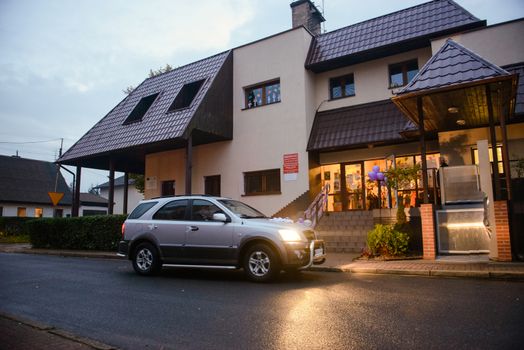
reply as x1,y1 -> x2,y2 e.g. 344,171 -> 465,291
129,174 -> 145,194
123,64 -> 173,95
385,164 -> 420,226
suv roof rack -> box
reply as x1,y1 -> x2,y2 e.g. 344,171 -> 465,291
151,194 -> 214,199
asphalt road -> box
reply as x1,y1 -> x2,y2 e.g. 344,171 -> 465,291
1,253 -> 523,350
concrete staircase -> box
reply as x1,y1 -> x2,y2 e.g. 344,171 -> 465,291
316,211 -> 374,253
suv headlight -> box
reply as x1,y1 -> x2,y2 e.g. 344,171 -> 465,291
278,229 -> 302,242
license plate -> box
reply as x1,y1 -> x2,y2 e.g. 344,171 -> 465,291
314,248 -> 324,257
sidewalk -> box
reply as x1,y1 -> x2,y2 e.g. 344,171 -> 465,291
2,243 -> 524,280
0,313 -> 116,350
311,252 -> 524,280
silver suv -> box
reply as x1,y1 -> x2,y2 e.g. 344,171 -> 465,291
118,195 -> 326,282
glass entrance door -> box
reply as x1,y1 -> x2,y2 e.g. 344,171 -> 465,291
344,163 -> 365,210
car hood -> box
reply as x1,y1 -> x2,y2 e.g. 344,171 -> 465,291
241,218 -> 312,232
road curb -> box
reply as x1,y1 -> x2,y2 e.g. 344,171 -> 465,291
17,249 -> 123,260
0,312 -> 118,350
309,265 -> 524,280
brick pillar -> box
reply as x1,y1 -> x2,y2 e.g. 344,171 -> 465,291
421,203 -> 436,260
494,200 -> 512,262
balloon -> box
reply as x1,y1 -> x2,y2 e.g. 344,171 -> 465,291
372,165 -> 380,173
376,172 -> 384,181
368,171 -> 377,181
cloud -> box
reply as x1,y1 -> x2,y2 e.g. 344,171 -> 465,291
0,0 -> 255,93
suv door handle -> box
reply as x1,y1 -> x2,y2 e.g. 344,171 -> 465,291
186,226 -> 199,232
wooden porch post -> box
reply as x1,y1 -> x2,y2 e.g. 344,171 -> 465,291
73,166 -> 81,217
108,160 -> 115,215
498,100 -> 512,200
185,134 -> 193,195
417,96 -> 429,204
486,87 -> 502,200
123,172 -> 129,215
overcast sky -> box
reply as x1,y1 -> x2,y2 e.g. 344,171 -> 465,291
1,0 -> 523,191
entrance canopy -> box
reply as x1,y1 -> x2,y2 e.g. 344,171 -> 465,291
392,39 -> 518,132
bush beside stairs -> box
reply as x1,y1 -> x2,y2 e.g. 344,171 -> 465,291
315,211 -> 374,253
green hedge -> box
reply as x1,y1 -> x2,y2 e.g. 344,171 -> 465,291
26,215 -> 127,250
0,217 -> 34,236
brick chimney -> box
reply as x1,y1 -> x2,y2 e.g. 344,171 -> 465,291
290,0 -> 325,36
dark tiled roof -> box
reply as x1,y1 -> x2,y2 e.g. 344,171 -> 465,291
307,0 -> 482,70
0,155 -> 72,206
59,51 -> 231,163
307,100 -> 414,151
398,39 -> 511,94
95,175 -> 135,189
79,193 -> 108,206
504,63 -> 524,115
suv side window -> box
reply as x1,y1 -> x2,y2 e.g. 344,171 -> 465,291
190,199 -> 223,221
128,202 -> 158,219
153,199 -> 188,220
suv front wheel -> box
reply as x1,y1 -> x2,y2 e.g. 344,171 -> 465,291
243,244 -> 281,282
132,242 -> 161,276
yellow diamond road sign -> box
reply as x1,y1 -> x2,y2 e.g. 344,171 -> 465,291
48,192 -> 64,206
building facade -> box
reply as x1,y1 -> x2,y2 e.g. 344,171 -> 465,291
58,0 -> 524,260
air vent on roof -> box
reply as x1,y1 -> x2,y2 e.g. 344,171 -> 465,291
168,79 -> 206,112
123,93 -> 160,125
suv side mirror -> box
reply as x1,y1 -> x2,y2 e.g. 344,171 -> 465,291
212,213 -> 230,222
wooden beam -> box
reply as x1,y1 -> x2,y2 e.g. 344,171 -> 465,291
185,134 -> 193,195
108,160 -> 115,215
418,96 -> 429,204
499,99 -> 512,200
123,172 -> 129,215
73,166 -> 81,217
486,86 -> 501,200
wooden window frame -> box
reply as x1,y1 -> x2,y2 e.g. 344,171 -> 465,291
388,59 -> 419,89
329,73 -> 355,100
243,169 -> 281,196
244,79 -> 281,109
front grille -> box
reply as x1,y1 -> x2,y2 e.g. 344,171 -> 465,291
303,230 -> 316,241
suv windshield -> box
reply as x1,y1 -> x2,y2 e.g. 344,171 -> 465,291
218,199 -> 266,219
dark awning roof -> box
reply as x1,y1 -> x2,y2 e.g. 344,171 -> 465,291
306,0 -> 484,72
58,51 -> 233,173
79,193 -> 108,207
0,155 -> 72,206
307,100 -> 416,152
95,175 -> 135,190
392,40 -> 518,132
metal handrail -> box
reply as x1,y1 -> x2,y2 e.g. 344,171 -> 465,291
304,183 -> 330,228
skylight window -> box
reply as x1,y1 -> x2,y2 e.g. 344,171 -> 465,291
168,79 -> 206,112
123,93 -> 160,125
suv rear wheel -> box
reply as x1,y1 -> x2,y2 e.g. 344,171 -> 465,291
243,244 -> 281,282
132,242 -> 161,276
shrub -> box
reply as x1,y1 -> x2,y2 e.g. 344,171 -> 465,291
366,224 -> 409,257
0,217 -> 33,237
26,215 -> 126,251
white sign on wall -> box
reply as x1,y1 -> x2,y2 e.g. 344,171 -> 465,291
145,176 -> 157,190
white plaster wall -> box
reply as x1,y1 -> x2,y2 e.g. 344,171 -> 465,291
0,204 -> 71,217
431,20 -> 524,66
145,28 -> 315,216
100,186 -> 144,214
314,48 -> 433,112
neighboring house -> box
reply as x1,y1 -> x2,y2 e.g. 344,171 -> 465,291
58,0 -> 523,260
79,192 -> 108,216
95,176 -> 143,214
0,155 -> 72,217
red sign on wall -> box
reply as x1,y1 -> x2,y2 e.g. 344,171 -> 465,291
283,153 -> 299,181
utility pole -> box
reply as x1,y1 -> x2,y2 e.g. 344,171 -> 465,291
59,138 -> 63,158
